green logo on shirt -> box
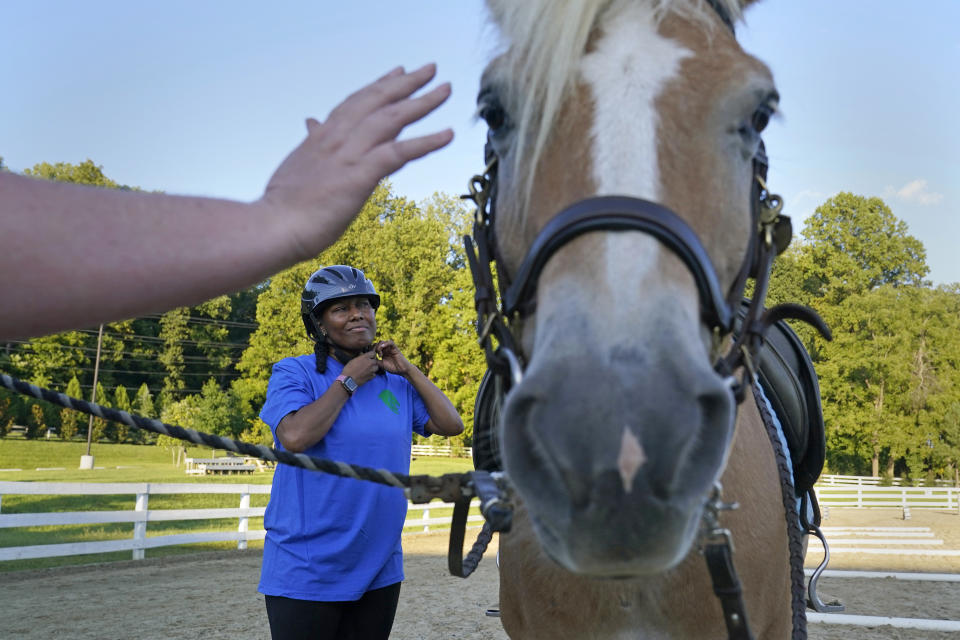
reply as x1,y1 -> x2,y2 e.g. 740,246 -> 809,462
379,389 -> 400,414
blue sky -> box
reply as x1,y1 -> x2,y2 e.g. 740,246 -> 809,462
3,1 -> 957,284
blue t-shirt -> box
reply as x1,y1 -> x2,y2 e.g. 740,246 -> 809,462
258,354 -> 430,601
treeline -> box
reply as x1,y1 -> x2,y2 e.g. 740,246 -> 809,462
2,161 -> 958,483
765,192 -> 960,484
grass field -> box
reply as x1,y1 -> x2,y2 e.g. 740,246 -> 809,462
0,438 -> 475,573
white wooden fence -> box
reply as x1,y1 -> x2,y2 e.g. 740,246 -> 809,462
819,474 -> 955,488
0,481 -> 480,563
815,483 -> 960,514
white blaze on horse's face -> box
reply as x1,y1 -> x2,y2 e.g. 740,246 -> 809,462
581,2 -> 692,201
484,0 -> 774,578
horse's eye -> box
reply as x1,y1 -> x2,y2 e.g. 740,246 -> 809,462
480,102 -> 507,131
751,92 -> 779,133
751,105 -> 772,133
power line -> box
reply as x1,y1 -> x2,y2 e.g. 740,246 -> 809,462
68,368 -> 240,377
6,341 -> 243,364
5,363 -> 241,377
76,384 -> 207,394
141,314 -> 259,329
74,329 -> 248,349
6,326 -> 253,351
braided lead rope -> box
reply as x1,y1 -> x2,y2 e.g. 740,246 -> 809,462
752,382 -> 808,639
0,372 -> 472,503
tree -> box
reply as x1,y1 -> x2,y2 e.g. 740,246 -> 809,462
158,308 -> 189,408
801,192 -> 929,306
915,286 -> 960,484
239,418 -> 274,447
160,378 -> 246,464
162,378 -> 245,439
134,382 -> 156,444
0,395 -> 12,438
90,382 -> 109,442
817,284 -> 960,480
23,159 -> 123,188
818,286 -> 918,476
28,402 -> 48,439
59,376 -> 83,441
113,385 -> 132,443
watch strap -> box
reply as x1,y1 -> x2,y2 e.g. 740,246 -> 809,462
335,374 -> 356,395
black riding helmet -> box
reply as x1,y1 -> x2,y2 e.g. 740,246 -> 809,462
301,265 -> 380,342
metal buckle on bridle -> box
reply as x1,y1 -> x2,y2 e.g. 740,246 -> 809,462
497,347 -> 524,387
755,174 -> 787,253
700,483 -> 756,640
462,158 -> 497,215
699,482 -> 740,551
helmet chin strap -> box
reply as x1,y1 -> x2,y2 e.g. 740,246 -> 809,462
325,337 -> 384,374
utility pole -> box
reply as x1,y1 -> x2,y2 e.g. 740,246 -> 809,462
79,324 -> 103,470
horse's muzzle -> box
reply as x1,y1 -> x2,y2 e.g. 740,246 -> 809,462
500,350 -> 736,576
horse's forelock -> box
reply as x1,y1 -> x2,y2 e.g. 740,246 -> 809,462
484,0 -> 746,206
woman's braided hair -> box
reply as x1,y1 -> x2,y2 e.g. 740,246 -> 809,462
313,335 -> 331,373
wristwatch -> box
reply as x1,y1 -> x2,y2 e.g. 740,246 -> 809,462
335,374 -> 358,396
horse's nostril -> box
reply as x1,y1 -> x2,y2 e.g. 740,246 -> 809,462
699,380 -> 736,435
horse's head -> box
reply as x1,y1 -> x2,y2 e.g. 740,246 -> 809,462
479,0 -> 777,576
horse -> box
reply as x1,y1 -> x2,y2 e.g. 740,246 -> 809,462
465,1 -> 820,638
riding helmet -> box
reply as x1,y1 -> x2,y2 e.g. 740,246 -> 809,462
301,265 -> 380,342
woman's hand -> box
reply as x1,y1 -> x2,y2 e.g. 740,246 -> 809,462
342,351 -> 382,386
375,340 -> 413,377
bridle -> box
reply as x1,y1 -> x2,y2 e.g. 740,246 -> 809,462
460,5 -> 831,640
464,138 -> 826,401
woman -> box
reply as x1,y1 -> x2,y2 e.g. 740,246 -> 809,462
258,265 -> 463,640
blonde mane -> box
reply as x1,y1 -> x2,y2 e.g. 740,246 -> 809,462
484,0 -> 744,205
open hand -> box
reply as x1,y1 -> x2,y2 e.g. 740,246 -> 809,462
261,64 -> 453,259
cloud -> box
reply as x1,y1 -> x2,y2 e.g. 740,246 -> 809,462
883,179 -> 944,206
793,189 -> 828,203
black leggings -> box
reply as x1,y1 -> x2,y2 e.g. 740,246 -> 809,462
264,583 -> 401,640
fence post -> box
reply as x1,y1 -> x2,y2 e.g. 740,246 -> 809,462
422,506 -> 429,533
238,489 -> 250,550
901,489 -> 911,520
856,486 -> 863,508
133,486 -> 149,560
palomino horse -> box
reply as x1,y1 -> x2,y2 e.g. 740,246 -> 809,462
467,1 -> 819,638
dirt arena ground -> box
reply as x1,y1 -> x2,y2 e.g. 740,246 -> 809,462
1,508 -> 957,639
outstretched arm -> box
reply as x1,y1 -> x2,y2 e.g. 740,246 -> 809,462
0,64 -> 452,341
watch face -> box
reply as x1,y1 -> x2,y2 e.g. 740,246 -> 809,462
342,376 -> 358,393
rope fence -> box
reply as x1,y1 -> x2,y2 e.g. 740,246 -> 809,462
1,372 -> 466,502
0,372 -> 512,577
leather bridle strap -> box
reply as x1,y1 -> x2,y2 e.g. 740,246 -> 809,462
502,195 -> 734,332
704,543 -> 755,640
